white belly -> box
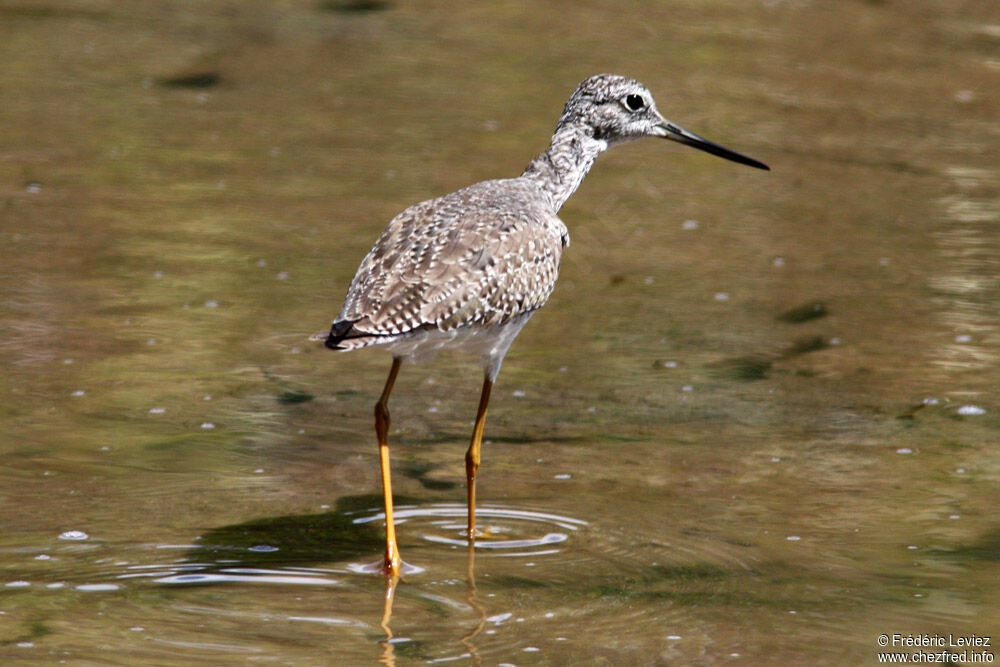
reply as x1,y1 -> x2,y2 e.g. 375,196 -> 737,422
372,311 -> 535,380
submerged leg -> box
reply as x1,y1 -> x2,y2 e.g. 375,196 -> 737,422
375,357 -> 403,577
465,375 -> 494,543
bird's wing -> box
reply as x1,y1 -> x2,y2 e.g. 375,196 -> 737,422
337,182 -> 565,337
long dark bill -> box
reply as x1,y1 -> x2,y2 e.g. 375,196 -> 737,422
660,122 -> 769,171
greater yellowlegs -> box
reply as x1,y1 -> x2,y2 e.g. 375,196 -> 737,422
315,74 -> 768,578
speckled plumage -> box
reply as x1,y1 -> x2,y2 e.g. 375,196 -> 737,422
317,74 -> 767,378
333,178 -> 567,371
321,75 -> 648,375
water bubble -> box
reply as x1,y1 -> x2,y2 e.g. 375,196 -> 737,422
59,530 -> 88,541
954,334 -> 972,343
72,390 -> 85,397
204,300 -> 219,308
786,536 -> 801,542
553,473 -> 571,480
149,407 -> 165,414
896,448 -> 913,455
714,292 -> 730,301
512,390 -> 526,397
682,219 -> 699,230
957,405 -> 985,416
5,581 -> 30,588
76,583 -> 120,592
200,422 -> 215,429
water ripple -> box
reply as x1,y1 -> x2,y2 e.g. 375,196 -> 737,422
348,503 -> 588,558
154,569 -> 340,586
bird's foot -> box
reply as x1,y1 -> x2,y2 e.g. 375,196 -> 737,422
383,555 -> 401,579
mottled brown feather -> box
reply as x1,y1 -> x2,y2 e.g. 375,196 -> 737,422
323,73 -> 762,361
337,177 -> 568,340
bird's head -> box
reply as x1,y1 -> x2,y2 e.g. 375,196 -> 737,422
561,74 -> 769,170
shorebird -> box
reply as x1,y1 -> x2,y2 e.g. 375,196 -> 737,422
315,74 -> 768,578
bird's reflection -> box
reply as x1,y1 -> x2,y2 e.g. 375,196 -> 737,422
377,542 -> 487,666
176,498 -> 585,663
378,573 -> 400,666
460,542 -> 487,665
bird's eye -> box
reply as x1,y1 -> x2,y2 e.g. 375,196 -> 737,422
624,94 -> 645,111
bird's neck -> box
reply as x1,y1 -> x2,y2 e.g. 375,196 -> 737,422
521,122 -> 608,212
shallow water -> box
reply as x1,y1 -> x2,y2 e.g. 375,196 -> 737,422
2,1 -> 999,664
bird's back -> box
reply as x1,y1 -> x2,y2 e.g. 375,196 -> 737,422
329,176 -> 569,350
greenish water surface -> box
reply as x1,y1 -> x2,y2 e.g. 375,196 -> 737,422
1,1 -> 998,664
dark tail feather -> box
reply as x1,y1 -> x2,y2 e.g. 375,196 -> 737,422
323,319 -> 364,350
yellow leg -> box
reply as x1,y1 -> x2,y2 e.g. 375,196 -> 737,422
375,357 -> 402,578
465,376 -> 493,543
